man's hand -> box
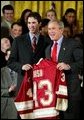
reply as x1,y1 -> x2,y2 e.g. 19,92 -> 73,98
57,62 -> 71,70
22,64 -> 32,71
8,84 -> 16,92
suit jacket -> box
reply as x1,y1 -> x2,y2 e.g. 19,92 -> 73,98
1,67 -> 17,119
45,37 -> 83,101
7,33 -> 49,94
1,18 -> 13,29
8,35 -> 14,45
1,51 -> 7,68
1,19 -> 9,28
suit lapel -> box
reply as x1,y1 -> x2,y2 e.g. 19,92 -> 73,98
23,33 -> 32,50
34,35 -> 44,53
58,38 -> 67,62
46,41 -> 53,59
23,34 -> 44,53
24,34 -> 31,45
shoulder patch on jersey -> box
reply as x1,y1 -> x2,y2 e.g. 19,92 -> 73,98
33,69 -> 43,78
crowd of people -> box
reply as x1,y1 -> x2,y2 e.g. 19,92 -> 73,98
1,4 -> 83,119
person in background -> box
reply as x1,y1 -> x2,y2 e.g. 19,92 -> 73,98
62,8 -> 79,38
1,27 -> 10,68
8,22 -> 22,45
7,12 -> 50,96
40,18 -> 51,45
1,37 -> 11,68
1,4 -> 14,30
46,9 -> 57,21
45,20 -> 83,119
1,48 -> 18,119
17,9 -> 32,34
1,37 -> 11,55
5,48 -> 17,88
40,18 -> 50,36
63,26 -> 71,38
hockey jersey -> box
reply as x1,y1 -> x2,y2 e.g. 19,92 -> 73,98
14,70 -> 34,119
14,59 -> 68,119
33,59 -> 68,119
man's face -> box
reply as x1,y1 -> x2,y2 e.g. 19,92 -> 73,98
3,10 -> 14,22
27,17 -> 40,34
11,24 -> 22,38
48,22 -> 63,41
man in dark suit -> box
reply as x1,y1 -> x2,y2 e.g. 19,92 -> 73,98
7,12 -> 49,95
45,20 -> 83,119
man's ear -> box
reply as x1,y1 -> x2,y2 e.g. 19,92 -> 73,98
60,28 -> 64,34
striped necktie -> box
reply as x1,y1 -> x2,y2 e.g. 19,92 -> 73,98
32,36 -> 36,52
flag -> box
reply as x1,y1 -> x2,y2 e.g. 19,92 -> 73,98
51,2 -> 56,10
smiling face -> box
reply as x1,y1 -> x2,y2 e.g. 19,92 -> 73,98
27,17 -> 40,34
47,11 -> 56,21
3,10 -> 14,22
48,21 -> 64,41
11,24 -> 22,38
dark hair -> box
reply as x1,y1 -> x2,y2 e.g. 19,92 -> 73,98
28,12 -> 41,23
1,27 -> 9,39
21,9 -> 32,20
62,8 -> 77,27
19,9 -> 32,24
65,8 -> 76,15
2,4 -> 14,14
11,22 -> 22,29
41,18 -> 50,27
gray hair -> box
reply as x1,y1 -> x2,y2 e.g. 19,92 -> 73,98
48,20 -> 64,29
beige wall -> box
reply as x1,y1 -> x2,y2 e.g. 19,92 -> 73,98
1,1 -> 83,30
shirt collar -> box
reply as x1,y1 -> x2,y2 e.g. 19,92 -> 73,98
4,19 -> 12,28
29,32 -> 40,42
54,35 -> 63,46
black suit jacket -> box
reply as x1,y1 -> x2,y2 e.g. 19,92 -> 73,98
1,51 -> 7,68
7,33 -> 49,94
8,35 -> 14,46
45,37 -> 83,100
